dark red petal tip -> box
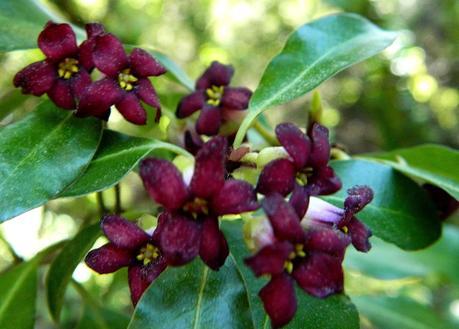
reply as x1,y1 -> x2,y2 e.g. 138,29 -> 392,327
196,61 -> 234,90
85,243 -> 132,274
259,274 -> 297,329
130,48 -> 167,77
38,22 -> 78,60
128,259 -> 167,306
13,61 -> 55,96
276,123 -> 311,169
244,241 -> 293,277
211,180 -> 259,216
308,123 -> 331,168
140,158 -> 188,211
199,218 -> 229,270
256,158 -> 296,196
176,91 -> 205,118
92,33 -> 128,76
115,93 -> 147,125
101,215 -> 150,250
220,87 -> 252,110
195,106 -> 222,136
76,78 -> 123,118
85,23 -> 105,38
344,185 -> 374,216
347,218 -> 372,252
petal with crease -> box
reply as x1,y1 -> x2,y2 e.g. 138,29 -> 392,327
199,217 -> 229,270
128,258 -> 167,305
38,22 -> 78,61
101,215 -> 150,250
256,159 -> 296,196
196,105 -> 222,136
47,79 -> 74,109
13,61 -> 55,96
244,241 -> 292,277
220,87 -> 251,110
137,78 -> 160,109
276,123 -> 310,169
92,34 -> 128,76
211,180 -> 259,215
196,61 -> 234,89
130,48 -> 166,77
115,93 -> 147,125
85,243 -> 132,274
176,91 -> 205,118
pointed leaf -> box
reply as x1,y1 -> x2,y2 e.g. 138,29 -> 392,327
0,101 -> 102,222
234,13 -> 396,146
325,160 -> 441,250
60,130 -> 191,198
46,223 -> 101,322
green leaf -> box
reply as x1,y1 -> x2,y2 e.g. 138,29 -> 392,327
0,101 -> 102,222
0,260 -> 39,329
221,220 -> 360,329
0,0 -> 84,51
352,295 -> 456,329
345,224 -> 459,284
60,130 -> 191,198
127,258 -> 255,329
234,13 -> 396,146
362,144 -> 459,200
46,223 -> 101,322
76,305 -> 130,329
326,160 -> 441,250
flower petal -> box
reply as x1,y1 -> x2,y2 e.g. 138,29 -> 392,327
13,61 -> 55,96
70,70 -> 92,99
307,166 -> 342,196
276,123 -> 310,169
244,241 -> 293,277
85,23 -> 105,38
130,48 -> 166,77
256,158 -> 296,196
190,136 -> 227,199
140,158 -> 188,211
79,24 -> 106,71
158,214 -> 201,266
92,34 -> 128,76
220,87 -> 251,110
136,78 -> 160,109
347,218 -> 372,252
293,253 -> 344,298
101,215 -> 150,250
47,79 -> 74,109
196,61 -> 234,89
176,91 -> 206,118
259,274 -> 297,329
289,184 -> 310,219
38,22 -> 78,61
195,105 -> 222,136
304,225 -> 350,259
115,93 -> 147,125
211,179 -> 259,215
308,123 -> 331,168
85,243 -> 132,274
262,194 -> 304,243
344,185 -> 374,221
128,259 -> 167,305
184,130 -> 204,155
199,217 -> 229,270
76,78 -> 123,118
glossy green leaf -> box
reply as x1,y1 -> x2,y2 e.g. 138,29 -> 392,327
234,13 -> 396,146
345,224 -> 459,284
326,160 -> 441,250
362,144 -> 459,199
352,295 -> 456,329
60,130 -> 191,198
128,258 -> 254,329
222,220 -> 360,329
46,223 -> 101,322
0,102 -> 102,222
0,260 -> 39,329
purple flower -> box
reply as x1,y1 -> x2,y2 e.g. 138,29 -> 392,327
245,194 -> 351,328
13,22 -> 94,109
85,215 -> 167,305
176,61 -> 252,136
139,136 -> 259,269
303,186 -> 374,252
76,33 -> 166,124
257,122 -> 342,201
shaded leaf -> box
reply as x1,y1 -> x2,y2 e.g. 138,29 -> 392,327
234,13 -> 396,146
46,223 -> 101,322
325,160 -> 441,250
363,144 -> 459,200
0,101 -> 102,222
76,305 -> 130,329
60,130 -> 191,198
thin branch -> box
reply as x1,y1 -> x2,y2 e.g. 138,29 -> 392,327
114,184 -> 122,214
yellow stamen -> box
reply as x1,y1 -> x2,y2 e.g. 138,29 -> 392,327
284,261 -> 294,274
206,85 -> 224,106
118,68 -> 138,91
136,243 -> 160,266
58,58 -> 79,79
342,226 -> 349,234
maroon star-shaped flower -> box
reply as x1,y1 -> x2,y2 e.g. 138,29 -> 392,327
245,194 -> 351,328
85,215 -> 168,305
176,61 -> 252,136
139,136 -> 259,269
76,33 -> 166,124
13,21 -> 96,109
257,122 -> 342,202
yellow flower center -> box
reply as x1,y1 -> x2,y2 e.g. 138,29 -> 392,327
284,244 -> 307,274
183,197 -> 209,218
58,58 -> 79,79
118,68 -> 138,91
206,85 -> 224,106
136,243 -> 160,266
341,226 -> 349,234
296,167 -> 314,185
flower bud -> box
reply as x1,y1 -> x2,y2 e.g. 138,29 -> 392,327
302,197 -> 344,227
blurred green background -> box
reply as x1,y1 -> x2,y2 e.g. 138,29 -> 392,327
0,0 -> 458,328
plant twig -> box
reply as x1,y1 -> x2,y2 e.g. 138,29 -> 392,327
96,191 -> 107,217
252,120 -> 279,146
114,184 -> 122,214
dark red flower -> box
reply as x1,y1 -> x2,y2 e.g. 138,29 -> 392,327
13,21 -> 95,109
85,215 -> 168,305
176,61 -> 252,136
303,186 -> 374,252
140,136 -> 259,269
257,122 -> 341,198
245,194 -> 350,328
76,33 -> 166,124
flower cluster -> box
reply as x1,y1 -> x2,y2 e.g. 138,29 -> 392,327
14,21 -> 165,125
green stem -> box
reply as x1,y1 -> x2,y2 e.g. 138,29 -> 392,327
114,184 -> 122,214
96,191 -> 107,217
252,121 -> 279,146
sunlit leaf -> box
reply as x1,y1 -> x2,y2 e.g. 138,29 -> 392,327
234,13 -> 396,146
0,101 -> 102,222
